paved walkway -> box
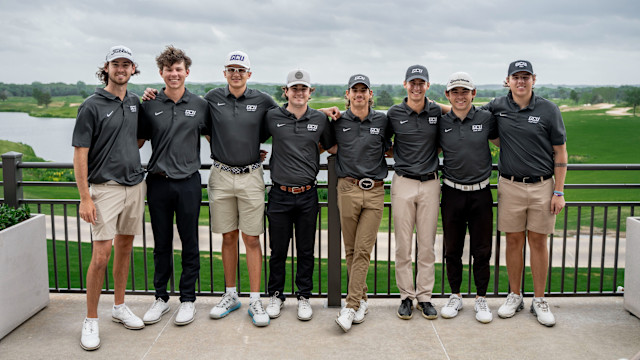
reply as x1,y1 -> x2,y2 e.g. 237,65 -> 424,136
1,294 -> 638,359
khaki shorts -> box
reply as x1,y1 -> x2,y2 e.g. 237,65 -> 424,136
497,177 -> 556,234
208,165 -> 265,236
90,180 -> 146,241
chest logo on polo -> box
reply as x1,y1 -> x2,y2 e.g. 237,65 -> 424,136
106,110 -> 114,117
444,128 -> 452,133
307,124 -> 318,131
217,102 -> 225,106
342,127 -> 351,132
155,111 -> 163,116
129,105 -> 137,112
246,105 -> 257,112
370,127 -> 380,135
528,116 -> 540,124
472,124 -> 483,132
277,123 -> 286,127
185,110 -> 196,117
428,117 -> 437,125
400,120 -> 409,124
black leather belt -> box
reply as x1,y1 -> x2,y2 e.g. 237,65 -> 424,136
399,172 -> 438,182
500,173 -> 553,184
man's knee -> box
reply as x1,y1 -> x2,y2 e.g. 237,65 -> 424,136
242,235 -> 261,251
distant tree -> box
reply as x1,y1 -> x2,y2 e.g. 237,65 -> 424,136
32,87 -> 42,104
570,90 -> 579,104
0,90 -> 8,101
624,87 -> 640,116
376,90 -> 394,107
40,91 -> 52,108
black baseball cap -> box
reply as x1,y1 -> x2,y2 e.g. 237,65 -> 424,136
508,60 -> 534,76
405,65 -> 429,82
348,74 -> 370,89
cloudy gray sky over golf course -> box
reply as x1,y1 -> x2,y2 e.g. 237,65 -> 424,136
1,0 -> 639,86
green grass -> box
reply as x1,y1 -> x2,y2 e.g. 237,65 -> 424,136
48,239 -> 624,294
0,95 -> 83,118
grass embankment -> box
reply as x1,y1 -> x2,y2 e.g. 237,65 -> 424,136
49,239 -> 624,294
0,95 -> 84,118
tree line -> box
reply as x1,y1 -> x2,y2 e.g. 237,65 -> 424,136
1,82 -> 639,114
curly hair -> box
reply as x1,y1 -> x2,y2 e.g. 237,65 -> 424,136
156,45 -> 192,71
95,61 -> 140,85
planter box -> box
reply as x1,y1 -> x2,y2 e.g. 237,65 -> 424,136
0,213 -> 49,340
625,217 -> 640,318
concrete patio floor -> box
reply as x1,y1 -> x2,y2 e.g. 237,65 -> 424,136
1,294 -> 639,360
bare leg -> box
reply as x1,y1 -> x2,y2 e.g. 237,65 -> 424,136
86,240 -> 113,318
112,235 -> 134,305
222,230 -> 239,288
505,231 -> 526,295
527,231 -> 549,297
242,233 -> 262,293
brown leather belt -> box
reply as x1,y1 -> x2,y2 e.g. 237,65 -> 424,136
343,177 -> 384,190
278,184 -> 314,194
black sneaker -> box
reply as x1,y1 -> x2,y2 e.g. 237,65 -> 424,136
417,302 -> 438,320
397,298 -> 413,320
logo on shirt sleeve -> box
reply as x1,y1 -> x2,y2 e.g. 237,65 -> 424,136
307,124 -> 318,132
528,116 -> 540,124
246,105 -> 257,112
185,110 -> 196,117
428,117 -> 438,125
129,105 -> 137,112
370,127 -> 380,135
472,124 -> 483,132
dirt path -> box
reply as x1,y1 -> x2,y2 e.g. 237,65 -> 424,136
606,107 -> 633,116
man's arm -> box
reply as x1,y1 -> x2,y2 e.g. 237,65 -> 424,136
141,88 -> 159,101
318,107 -> 341,121
137,139 -> 146,149
73,146 -> 96,225
326,144 -> 338,155
551,143 -> 568,215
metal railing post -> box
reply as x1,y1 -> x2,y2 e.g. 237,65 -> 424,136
327,155 -> 342,307
2,152 -> 23,208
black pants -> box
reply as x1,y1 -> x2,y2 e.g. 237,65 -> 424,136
266,186 -> 318,300
441,184 -> 493,296
147,172 -> 201,303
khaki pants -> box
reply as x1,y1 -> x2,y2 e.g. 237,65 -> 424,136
337,178 -> 384,310
391,174 -> 440,302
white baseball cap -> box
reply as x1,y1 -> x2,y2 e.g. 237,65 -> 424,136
286,69 -> 311,87
106,45 -> 134,63
225,50 -> 250,69
446,72 -> 475,91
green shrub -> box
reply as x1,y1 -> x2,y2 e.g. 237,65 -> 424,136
0,204 -> 31,231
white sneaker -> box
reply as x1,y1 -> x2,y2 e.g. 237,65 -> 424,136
248,300 -> 270,327
266,293 -> 284,319
441,294 -> 463,319
474,297 -> 493,324
209,292 -> 241,319
530,297 -> 556,327
498,292 -> 524,318
175,301 -> 196,326
297,297 -> 313,321
112,304 -> 144,329
353,299 -> 368,324
80,318 -> 100,351
336,307 -> 356,332
143,298 -> 170,324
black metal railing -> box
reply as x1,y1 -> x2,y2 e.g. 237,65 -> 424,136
2,152 -> 639,307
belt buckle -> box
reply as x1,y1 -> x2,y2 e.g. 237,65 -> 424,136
241,166 -> 251,174
461,185 -> 471,191
522,176 -> 530,183
291,186 -> 304,194
358,178 -> 374,190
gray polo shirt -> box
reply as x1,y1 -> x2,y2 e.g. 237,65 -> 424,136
72,88 -> 144,186
386,98 -> 441,176
332,108 -> 389,180
481,91 -> 566,177
204,86 -> 278,166
439,106 -> 498,184
264,105 -> 335,186
139,88 -> 209,179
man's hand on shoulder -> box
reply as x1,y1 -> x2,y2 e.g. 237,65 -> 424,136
142,88 -> 158,101
320,106 -> 341,121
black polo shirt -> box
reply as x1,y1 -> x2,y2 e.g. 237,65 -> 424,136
138,88 -> 209,179
439,106 -> 498,184
72,88 -> 144,185
264,105 -> 335,186
481,91 -> 566,177
204,86 -> 278,167
332,108 -> 389,180
386,98 -> 441,176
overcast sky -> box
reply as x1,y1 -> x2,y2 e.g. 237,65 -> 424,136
1,0 -> 639,87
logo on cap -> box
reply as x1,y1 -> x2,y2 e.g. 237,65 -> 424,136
515,62 -> 528,68
295,71 -> 304,79
412,68 -> 423,74
354,76 -> 365,81
230,54 -> 245,61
